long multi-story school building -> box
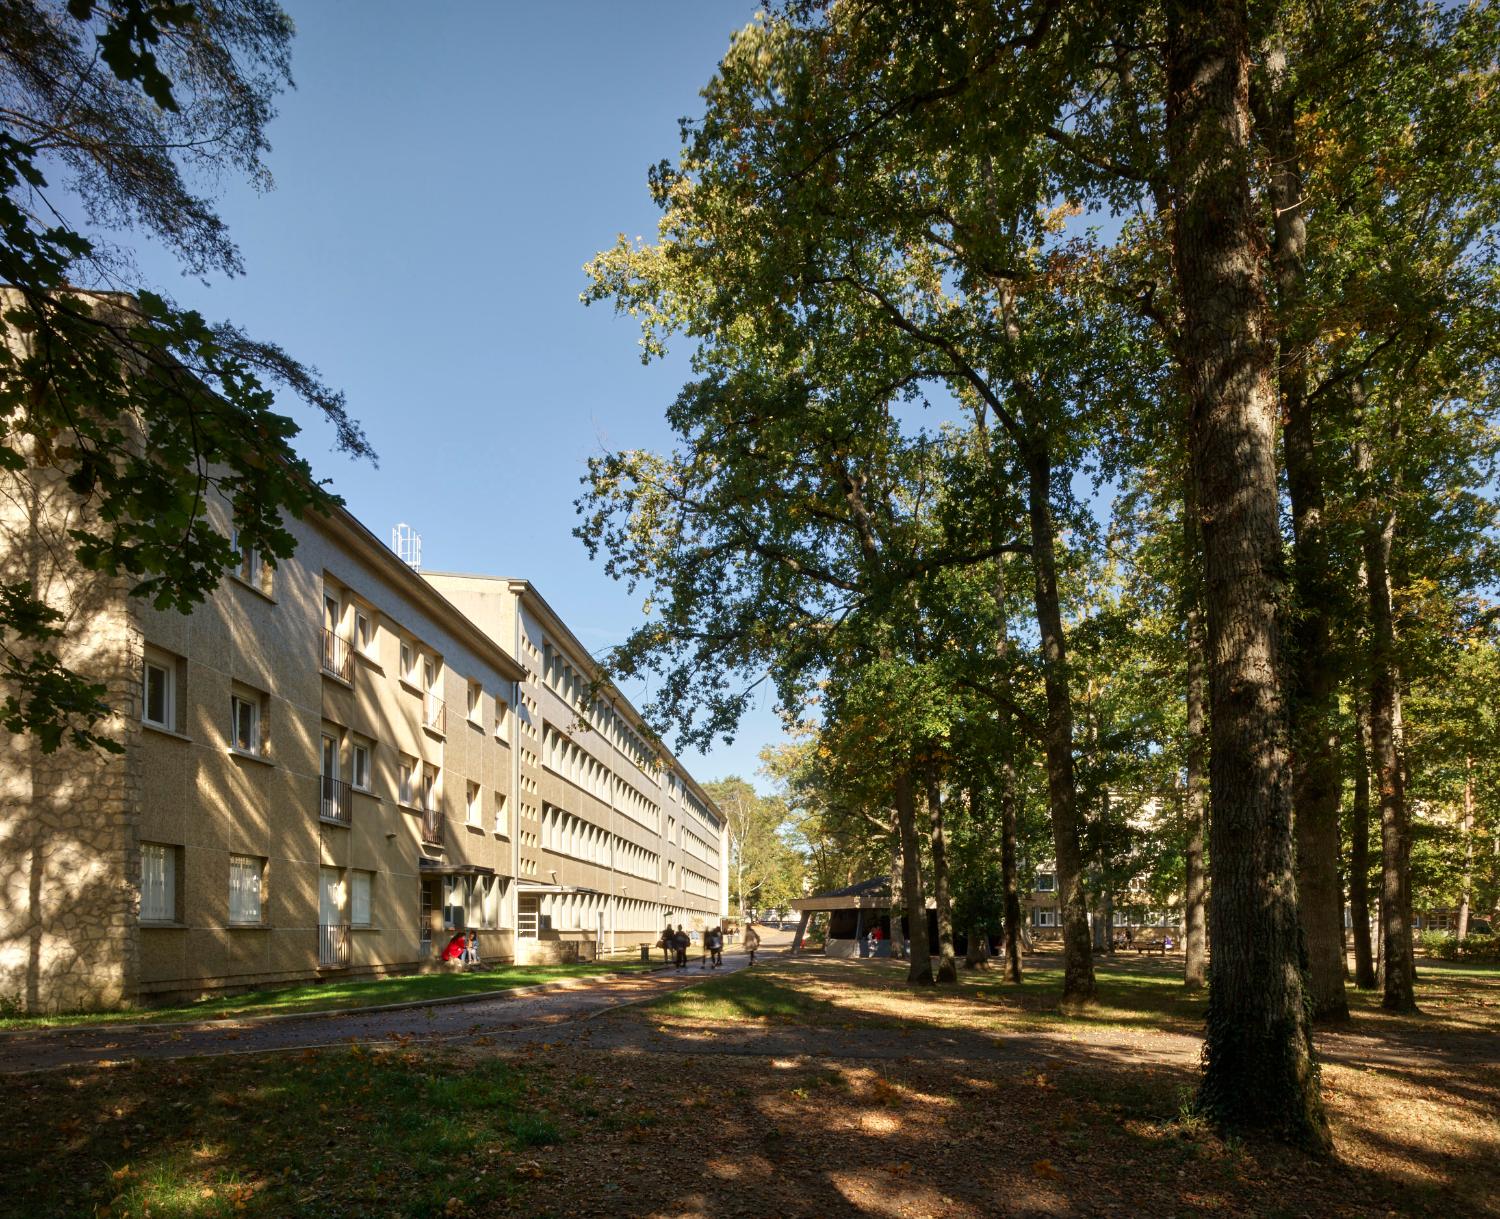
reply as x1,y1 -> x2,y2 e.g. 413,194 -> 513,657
0,470 -> 728,1014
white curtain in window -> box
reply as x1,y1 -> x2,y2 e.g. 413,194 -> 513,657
229,856 -> 262,923
141,844 -> 174,921
351,871 -> 372,927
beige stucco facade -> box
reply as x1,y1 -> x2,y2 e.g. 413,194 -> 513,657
2,461 -> 729,1012
424,574 -> 729,957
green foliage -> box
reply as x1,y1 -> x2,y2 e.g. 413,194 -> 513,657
1421,931 -> 1500,962
1,1 -> 370,752
705,775 -> 805,913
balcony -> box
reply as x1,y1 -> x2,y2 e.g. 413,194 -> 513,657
421,805 -> 443,847
319,923 -> 350,968
422,695 -> 446,735
320,628 -> 353,682
320,774 -> 351,826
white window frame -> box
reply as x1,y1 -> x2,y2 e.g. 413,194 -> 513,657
398,753 -> 417,806
140,843 -> 177,923
142,649 -> 176,731
351,870 -> 373,928
400,641 -> 415,681
1036,873 -> 1056,893
494,792 -> 508,837
467,781 -> 483,825
229,854 -> 264,925
467,682 -> 482,724
355,610 -> 373,655
230,692 -> 262,754
352,740 -> 372,792
231,528 -> 263,589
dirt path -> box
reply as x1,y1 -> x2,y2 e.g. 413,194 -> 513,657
0,957 -> 749,1074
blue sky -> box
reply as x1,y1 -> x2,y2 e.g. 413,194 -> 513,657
127,1 -> 782,790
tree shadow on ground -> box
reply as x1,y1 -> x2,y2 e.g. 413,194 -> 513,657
0,954 -> 1493,1219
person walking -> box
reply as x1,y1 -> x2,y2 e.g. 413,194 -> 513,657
659,922 -> 675,966
743,922 -> 760,966
673,924 -> 689,969
707,923 -> 724,968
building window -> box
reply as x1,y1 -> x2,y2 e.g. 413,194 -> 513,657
142,649 -> 177,731
230,690 -> 263,755
229,855 -> 264,924
140,843 -> 178,922
351,870 -> 373,927
230,528 -> 266,592
354,610 -> 373,655
494,793 -> 508,837
401,641 -> 416,681
467,681 -> 482,724
352,740 -> 372,792
1034,908 -> 1058,928
399,753 -> 417,806
495,697 -> 509,741
467,781 -> 483,825
443,876 -> 463,930
421,763 -> 438,812
1036,873 -> 1056,893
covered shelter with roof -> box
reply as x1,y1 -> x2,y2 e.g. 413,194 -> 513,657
788,877 -> 936,959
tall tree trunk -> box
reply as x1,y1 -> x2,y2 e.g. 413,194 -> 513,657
993,547 -> 1024,984
894,769 -> 933,986
1000,760 -> 1024,983
1361,482 -> 1416,1011
890,810 -> 907,961
1022,436 -> 1095,1009
1391,681 -> 1417,985
1260,75 -> 1348,1019
1457,756 -> 1475,944
1354,397 -> 1417,1014
1100,889 -> 1116,954
927,773 -> 958,983
1164,0 -> 1327,1147
1350,690 -> 1377,989
963,788 -> 992,970
1184,499 -> 1209,992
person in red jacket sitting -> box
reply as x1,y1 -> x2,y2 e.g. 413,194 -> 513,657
441,931 -> 467,962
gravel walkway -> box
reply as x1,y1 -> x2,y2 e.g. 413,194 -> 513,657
0,957 -> 748,1074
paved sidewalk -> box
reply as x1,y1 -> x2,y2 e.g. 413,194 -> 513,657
0,954 -> 748,1074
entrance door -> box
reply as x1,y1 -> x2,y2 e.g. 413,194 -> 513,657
517,896 -> 539,939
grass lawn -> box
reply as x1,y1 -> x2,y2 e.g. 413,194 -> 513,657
0,959 -> 655,1032
1,954 -> 1494,1218
0,1048 -> 553,1218
646,950 -> 1212,1034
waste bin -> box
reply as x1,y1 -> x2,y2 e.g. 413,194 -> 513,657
640,944 -> 651,964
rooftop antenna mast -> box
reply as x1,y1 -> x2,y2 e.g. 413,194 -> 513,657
392,522 -> 422,571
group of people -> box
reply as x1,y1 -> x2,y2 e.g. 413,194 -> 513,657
440,929 -> 481,965
658,920 -> 761,968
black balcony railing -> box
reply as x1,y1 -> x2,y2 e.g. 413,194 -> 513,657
320,774 -> 351,826
422,695 -> 446,735
318,922 -> 350,967
421,805 -> 443,847
320,628 -> 353,681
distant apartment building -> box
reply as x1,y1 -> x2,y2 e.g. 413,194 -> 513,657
1,463 -> 726,1013
423,574 -> 729,954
